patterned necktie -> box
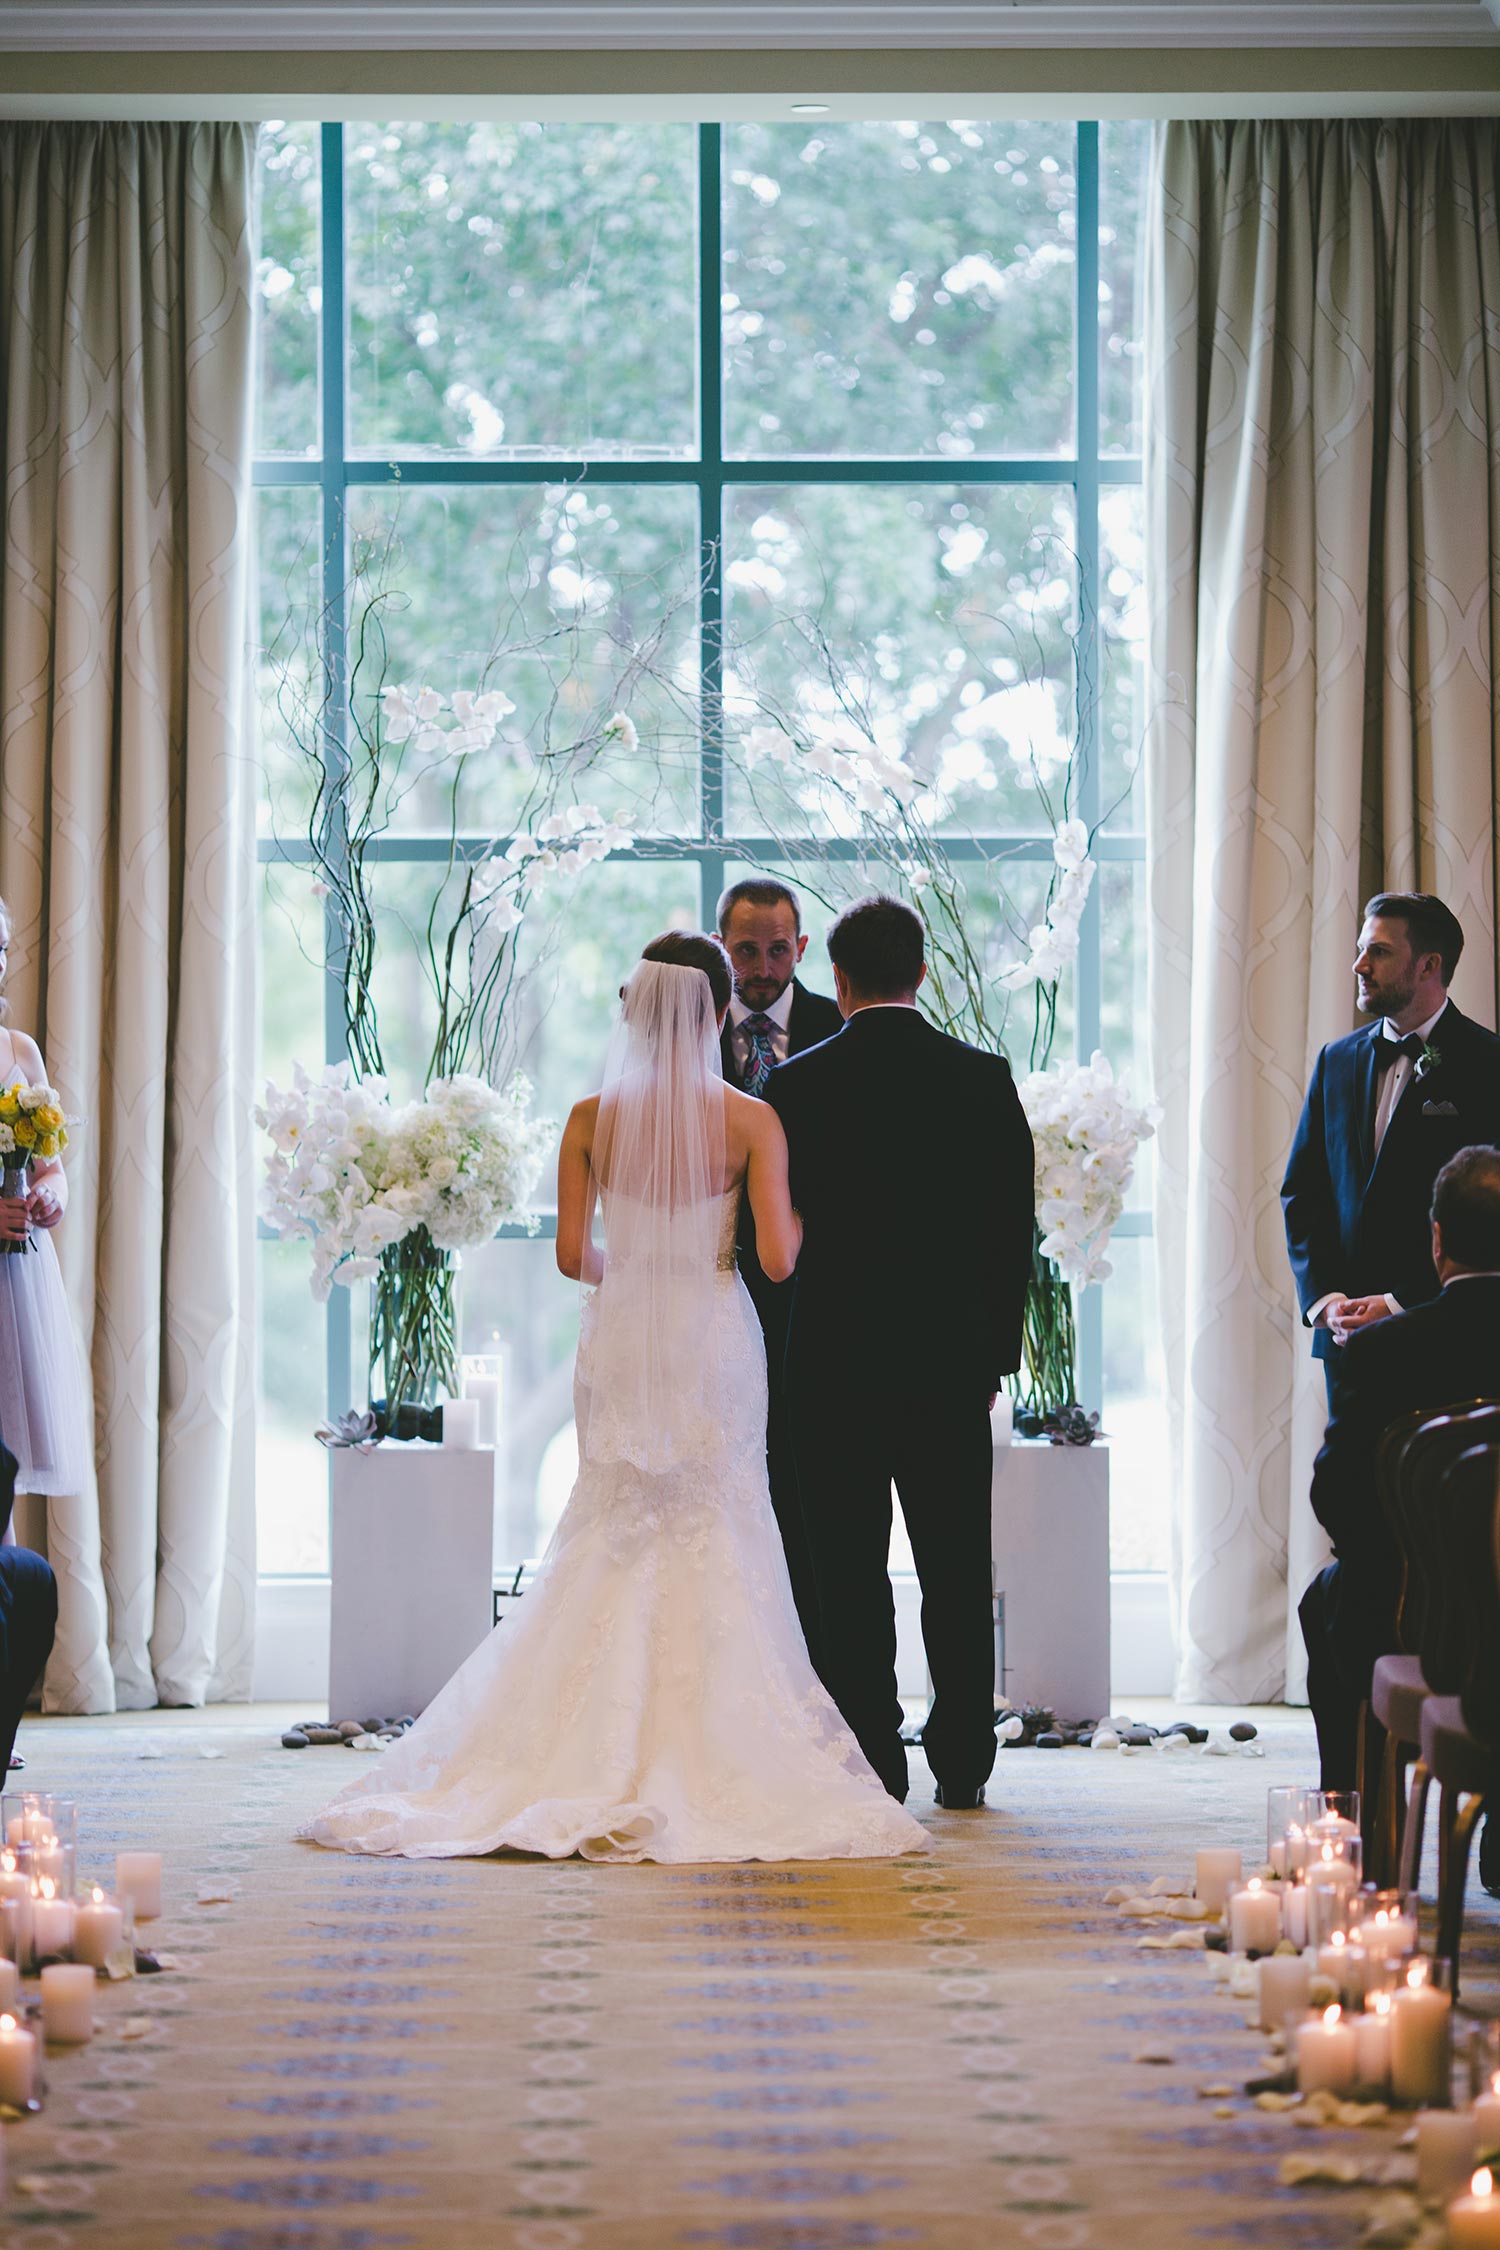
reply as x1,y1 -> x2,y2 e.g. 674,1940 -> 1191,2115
743,1013 -> 777,1098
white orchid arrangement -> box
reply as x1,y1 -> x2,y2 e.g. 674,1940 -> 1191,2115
1000,818 -> 1096,991
378,683 -> 517,757
1017,1051 -> 1158,1290
504,802 -> 637,899
741,719 -> 923,818
257,1064 -> 552,1303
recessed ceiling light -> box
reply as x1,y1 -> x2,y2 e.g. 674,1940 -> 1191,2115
790,103 -> 830,115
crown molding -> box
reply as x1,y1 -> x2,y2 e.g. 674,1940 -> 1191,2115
1,1 -> 1496,50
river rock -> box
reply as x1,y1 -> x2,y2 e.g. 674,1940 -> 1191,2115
280,1729 -> 309,1749
1123,1728 -> 1156,1747
1035,1731 -> 1064,1749
1229,1722 -> 1258,1742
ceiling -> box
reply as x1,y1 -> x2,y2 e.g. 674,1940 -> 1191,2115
1,0 -> 1497,49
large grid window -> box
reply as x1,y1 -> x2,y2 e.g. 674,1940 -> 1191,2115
254,118 -> 1162,1580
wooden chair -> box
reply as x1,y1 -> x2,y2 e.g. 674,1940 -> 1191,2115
1409,1441 -> 1500,1994
1367,1403 -> 1500,1886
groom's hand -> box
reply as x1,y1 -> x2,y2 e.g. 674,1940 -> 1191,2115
1328,1295 -> 1394,1343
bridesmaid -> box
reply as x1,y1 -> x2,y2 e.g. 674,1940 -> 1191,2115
0,897 -> 90,1512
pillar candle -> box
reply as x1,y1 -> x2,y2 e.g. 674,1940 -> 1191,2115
1298,2005 -> 1359,2095
71,1890 -> 125,1972
1196,1849 -> 1243,1913
1450,2170 -> 1500,2249
30,1880 -> 74,1962
1285,1824 -> 1311,1874
1317,1933 -> 1354,1999
1419,2110 -> 1480,2201
1472,2076 -> 1500,2159
1283,1883 -> 1310,1948
0,1958 -> 17,2013
1258,1952 -> 1312,2032
1270,1840 -> 1289,1878
40,1964 -> 94,2045
441,1398 -> 480,1450
1228,1878 -> 1282,1956
1363,1907 -> 1420,1960
0,2013 -> 36,2106
1357,1994 -> 1393,2091
115,1853 -> 162,1922
0,1854 -> 30,1961
1392,1966 -> 1453,2108
5,1814 -> 54,1849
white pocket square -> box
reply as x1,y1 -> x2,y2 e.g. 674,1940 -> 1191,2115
1422,1099 -> 1459,1117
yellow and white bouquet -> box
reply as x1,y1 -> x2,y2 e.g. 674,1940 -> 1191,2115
0,1081 -> 71,1167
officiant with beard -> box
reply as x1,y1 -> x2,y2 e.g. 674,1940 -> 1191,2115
716,877 -> 843,1639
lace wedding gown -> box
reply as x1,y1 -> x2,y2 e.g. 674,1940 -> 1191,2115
300,1185 -> 929,1865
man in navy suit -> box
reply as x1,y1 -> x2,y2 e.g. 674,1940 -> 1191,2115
1282,892 -> 1500,1412
716,877 -> 844,1641
1298,1145 -> 1500,1792
767,896 -> 1035,1809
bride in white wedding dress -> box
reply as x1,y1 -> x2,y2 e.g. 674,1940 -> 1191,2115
300,932 -> 928,1864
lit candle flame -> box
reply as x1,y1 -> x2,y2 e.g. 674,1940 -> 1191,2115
1247,1878 -> 1262,1895
1371,1992 -> 1392,2018
1408,1961 -> 1428,1989
1321,1842 -> 1335,1863
38,1877 -> 55,1902
1473,2171 -> 1494,2202
0,2014 -> 15,2033
1331,1932 -> 1346,1950
1323,2004 -> 1342,2026
91,1887 -> 104,1906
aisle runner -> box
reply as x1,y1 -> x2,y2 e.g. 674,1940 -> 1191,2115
5,1712 -> 1496,2249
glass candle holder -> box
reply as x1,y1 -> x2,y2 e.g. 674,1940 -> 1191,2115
28,1874 -> 75,1967
1311,1790 -> 1362,1839
1307,1841 -> 1362,1947
0,1795 -> 76,1891
459,1352 -> 502,1448
1348,1887 -> 1420,1967
1268,1785 -> 1314,1873
1469,2020 -> 1500,2105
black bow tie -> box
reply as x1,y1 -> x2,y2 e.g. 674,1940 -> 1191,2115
1377,1032 -> 1425,1068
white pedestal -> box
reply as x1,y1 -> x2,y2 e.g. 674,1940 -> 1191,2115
991,1437 -> 1111,1722
329,1444 -> 497,1719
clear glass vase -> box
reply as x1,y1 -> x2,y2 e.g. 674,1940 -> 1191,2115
1011,1241 -> 1077,1431
369,1228 -> 459,1441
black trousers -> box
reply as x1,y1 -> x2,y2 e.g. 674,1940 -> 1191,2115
1298,1557 -> 1396,1794
741,1271 -> 822,1658
786,1352 -> 996,1804
0,1545 -> 57,1771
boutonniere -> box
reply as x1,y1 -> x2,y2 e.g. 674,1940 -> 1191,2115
1414,1040 -> 1442,1082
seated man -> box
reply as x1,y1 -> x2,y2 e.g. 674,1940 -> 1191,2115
0,1434 -> 57,1772
1300,1143 -> 1500,1796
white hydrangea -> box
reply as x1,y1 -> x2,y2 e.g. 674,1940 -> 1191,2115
1016,1051 -> 1159,1289
257,1065 -> 552,1299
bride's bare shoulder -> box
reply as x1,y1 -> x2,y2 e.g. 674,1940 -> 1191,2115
565,1092 -> 602,1139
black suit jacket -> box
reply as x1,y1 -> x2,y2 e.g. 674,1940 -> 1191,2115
766,1008 -> 1035,1394
1308,1276 -> 1500,1566
1282,1001 -> 1500,1357
722,979 -> 845,1309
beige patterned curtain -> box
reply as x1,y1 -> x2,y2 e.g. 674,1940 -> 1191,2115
1145,119 -> 1500,1702
0,122 -> 258,1710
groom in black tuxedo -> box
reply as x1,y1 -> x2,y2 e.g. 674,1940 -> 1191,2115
1282,892 -> 1500,1411
767,896 -> 1035,1809
716,878 -> 843,1639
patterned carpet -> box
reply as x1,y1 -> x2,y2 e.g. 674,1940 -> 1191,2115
3,1704 -> 1498,2250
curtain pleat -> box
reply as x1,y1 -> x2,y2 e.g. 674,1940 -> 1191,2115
0,121 -> 258,1709
1145,119 -> 1500,1702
